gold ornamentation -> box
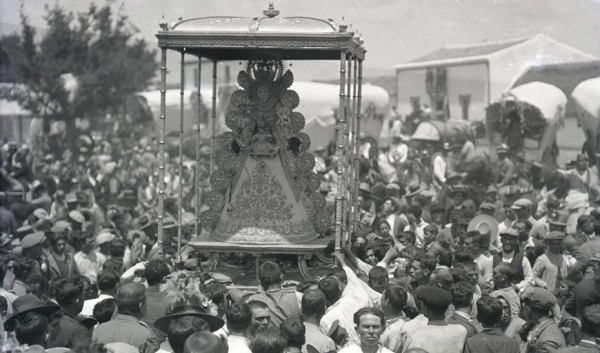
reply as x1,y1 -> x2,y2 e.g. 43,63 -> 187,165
204,60 -> 330,235
229,163 -> 293,223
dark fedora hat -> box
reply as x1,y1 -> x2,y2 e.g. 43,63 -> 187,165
154,303 -> 224,333
4,295 -> 61,331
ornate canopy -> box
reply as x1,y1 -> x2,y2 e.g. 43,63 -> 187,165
156,4 -> 366,60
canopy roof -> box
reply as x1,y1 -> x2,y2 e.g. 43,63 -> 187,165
506,81 -> 567,123
572,76 -> 600,118
411,119 -> 474,143
156,5 -> 365,60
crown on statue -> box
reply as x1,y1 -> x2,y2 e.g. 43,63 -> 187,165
249,60 -> 283,84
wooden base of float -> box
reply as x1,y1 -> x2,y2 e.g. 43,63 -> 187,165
189,232 -> 333,279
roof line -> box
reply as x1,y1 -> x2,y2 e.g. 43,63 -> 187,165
442,34 -> 535,50
395,56 -> 489,70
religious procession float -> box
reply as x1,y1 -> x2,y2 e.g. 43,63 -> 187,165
154,4 -> 365,278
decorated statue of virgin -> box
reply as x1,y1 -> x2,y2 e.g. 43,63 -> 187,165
201,60 -> 329,244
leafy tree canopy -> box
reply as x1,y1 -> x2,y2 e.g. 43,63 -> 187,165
0,3 -> 157,128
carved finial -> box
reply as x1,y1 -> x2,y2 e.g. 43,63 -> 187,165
159,15 -> 169,31
328,18 -> 339,31
339,17 -> 348,32
263,2 -> 279,18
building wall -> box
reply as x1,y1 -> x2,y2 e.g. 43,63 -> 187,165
446,64 -> 489,122
395,63 -> 488,122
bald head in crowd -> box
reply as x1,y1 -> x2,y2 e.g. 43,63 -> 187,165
183,332 -> 228,353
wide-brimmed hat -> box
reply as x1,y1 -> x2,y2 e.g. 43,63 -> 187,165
406,182 -> 425,197
4,295 -> 60,331
467,214 -> 499,249
359,182 -> 371,194
154,303 -> 224,333
548,210 -> 569,227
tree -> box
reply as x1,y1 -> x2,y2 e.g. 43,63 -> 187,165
0,3 -> 157,134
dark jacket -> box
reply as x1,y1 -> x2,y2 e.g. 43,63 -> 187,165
92,314 -> 158,353
47,311 -> 92,349
464,328 -> 520,353
445,312 -> 481,339
44,249 -> 79,280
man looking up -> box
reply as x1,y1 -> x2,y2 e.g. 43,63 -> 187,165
409,253 -> 437,292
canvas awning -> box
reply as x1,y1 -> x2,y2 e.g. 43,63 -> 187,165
572,76 -> 600,119
506,81 -> 567,124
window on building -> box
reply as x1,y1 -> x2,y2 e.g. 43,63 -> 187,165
410,96 -> 420,112
459,94 -> 471,120
435,99 -> 445,112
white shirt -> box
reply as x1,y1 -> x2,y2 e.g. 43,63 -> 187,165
228,335 -> 252,353
74,251 -> 106,284
404,219 -> 429,248
320,269 -> 367,347
501,252 -> 535,291
80,294 -> 113,317
433,154 -> 447,183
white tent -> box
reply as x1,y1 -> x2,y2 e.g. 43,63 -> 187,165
295,82 -> 389,149
572,76 -> 600,140
507,81 -> 567,123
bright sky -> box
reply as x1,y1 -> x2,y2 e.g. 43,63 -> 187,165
2,0 -> 600,80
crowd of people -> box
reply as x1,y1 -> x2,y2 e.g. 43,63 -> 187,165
0,115 -> 599,353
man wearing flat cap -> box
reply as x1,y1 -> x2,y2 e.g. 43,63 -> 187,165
532,231 -> 572,295
492,229 -> 535,293
403,287 -> 467,353
21,232 -> 49,277
512,198 -> 546,243
523,288 -> 566,352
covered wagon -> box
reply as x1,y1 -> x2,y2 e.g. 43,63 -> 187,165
486,81 -> 567,166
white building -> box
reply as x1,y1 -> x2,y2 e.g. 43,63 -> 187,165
395,34 -> 598,122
